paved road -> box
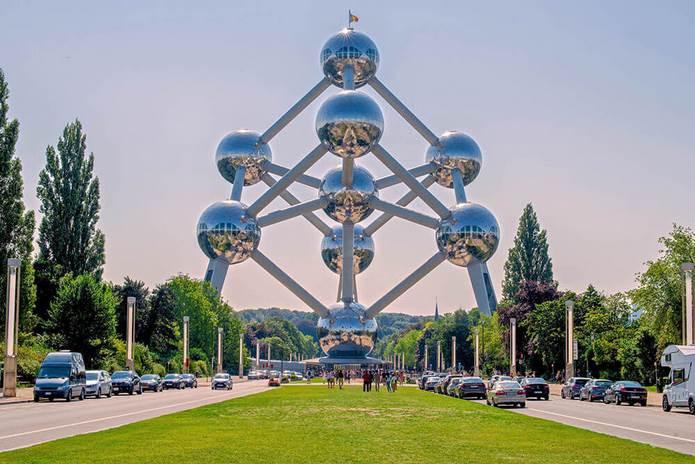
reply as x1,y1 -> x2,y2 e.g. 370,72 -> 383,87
0,380 -> 269,452
474,396 -> 695,456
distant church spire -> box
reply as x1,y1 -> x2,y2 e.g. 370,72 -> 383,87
434,297 -> 440,321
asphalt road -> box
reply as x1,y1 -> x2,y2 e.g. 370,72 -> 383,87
473,396 -> 695,456
0,380 -> 269,452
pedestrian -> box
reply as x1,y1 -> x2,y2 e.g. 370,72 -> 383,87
337,369 -> 344,389
374,370 -> 381,392
362,369 -> 369,392
346,371 -> 351,384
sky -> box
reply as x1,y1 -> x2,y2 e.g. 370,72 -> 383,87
1,1 -> 694,316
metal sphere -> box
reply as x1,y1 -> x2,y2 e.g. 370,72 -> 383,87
426,131 -> 482,188
320,28 -> 379,88
316,91 -> 383,159
319,165 -> 378,223
196,200 -> 261,265
317,302 -> 378,358
215,130 -> 271,186
436,202 -> 500,267
321,225 -> 375,274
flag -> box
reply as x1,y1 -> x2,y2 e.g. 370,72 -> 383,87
349,11 -> 359,26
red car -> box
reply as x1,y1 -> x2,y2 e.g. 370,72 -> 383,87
520,377 -> 550,400
268,377 -> 281,387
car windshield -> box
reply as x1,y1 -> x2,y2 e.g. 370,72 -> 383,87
37,366 -> 70,379
594,380 -> 612,387
499,381 -> 521,389
214,374 -> 229,379
462,377 -> 483,383
620,381 -> 642,387
164,374 -> 178,379
86,372 -> 99,381
141,375 -> 156,380
526,378 -> 546,384
574,378 -> 589,385
112,371 -> 131,379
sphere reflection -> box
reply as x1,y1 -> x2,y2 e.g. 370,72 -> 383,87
320,29 -> 379,88
317,302 -> 378,358
215,130 -> 271,186
426,131 -> 482,188
319,165 -> 378,223
197,200 -> 260,265
321,225 -> 375,274
436,202 -> 499,267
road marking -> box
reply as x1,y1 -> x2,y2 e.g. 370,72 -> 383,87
0,386 -> 266,442
524,408 -> 695,444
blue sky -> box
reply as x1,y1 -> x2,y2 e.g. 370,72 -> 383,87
1,1 -> 694,315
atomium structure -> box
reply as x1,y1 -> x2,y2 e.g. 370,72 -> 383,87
196,26 -> 500,363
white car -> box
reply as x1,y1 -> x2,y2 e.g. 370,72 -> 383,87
487,381 -> 526,408
85,370 -> 112,398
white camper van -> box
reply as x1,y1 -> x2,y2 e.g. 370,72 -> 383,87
661,344 -> 695,413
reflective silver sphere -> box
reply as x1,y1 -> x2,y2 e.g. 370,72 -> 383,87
426,131 -> 482,188
316,91 -> 383,159
319,165 -> 378,223
320,28 -> 379,88
317,302 -> 378,358
436,202 -> 500,267
215,130 -> 272,186
321,225 -> 375,274
197,200 -> 261,265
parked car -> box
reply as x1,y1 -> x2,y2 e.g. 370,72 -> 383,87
579,379 -> 613,402
247,370 -> 262,380
487,380 -> 526,408
603,381 -> 647,406
446,377 -> 464,396
85,370 -> 112,398
561,377 -> 590,399
661,344 -> 695,413
520,377 -> 550,400
33,351 -> 87,402
438,374 -> 462,394
181,373 -> 198,388
140,374 -> 163,392
418,373 -> 435,390
268,376 -> 281,387
456,377 -> 487,400
162,373 -> 185,390
111,370 -> 142,395
424,376 -> 442,392
212,373 -> 233,390
488,375 -> 512,389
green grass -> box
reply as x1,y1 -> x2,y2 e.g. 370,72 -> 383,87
1,386 -> 692,463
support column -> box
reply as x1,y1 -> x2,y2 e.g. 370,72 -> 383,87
267,343 -> 271,368
204,257 -> 229,294
126,297 -> 135,370
239,333 -> 244,379
217,327 -> 223,373
256,340 -> 260,369
565,301 -> 575,379
452,336 -> 457,371
424,344 -> 428,372
183,316 -> 190,373
3,258 -> 20,397
437,341 -> 442,372
682,263 -> 694,345
510,318 -> 517,377
474,328 -> 480,377
467,261 -> 498,315
341,222 -> 355,302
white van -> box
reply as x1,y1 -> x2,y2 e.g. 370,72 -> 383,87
660,344 -> 695,413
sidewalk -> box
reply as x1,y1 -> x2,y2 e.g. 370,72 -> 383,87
0,387 -> 35,406
548,383 -> 660,407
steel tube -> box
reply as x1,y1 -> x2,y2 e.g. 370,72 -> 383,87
369,77 -> 440,146
375,163 -> 435,189
372,144 -> 450,218
261,174 -> 332,236
261,77 -> 331,143
365,251 -> 446,318
265,162 -> 322,189
341,222 -> 355,302
247,145 -> 327,217
230,166 -> 245,201
342,158 -> 354,187
343,64 -> 355,90
365,175 -> 436,236
451,168 -> 467,204
369,197 -> 439,229
256,198 -> 327,228
251,249 -> 329,317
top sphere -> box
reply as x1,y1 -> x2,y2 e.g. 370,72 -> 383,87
215,130 -> 272,186
321,29 -> 379,88
436,202 -> 500,267
426,131 -> 482,188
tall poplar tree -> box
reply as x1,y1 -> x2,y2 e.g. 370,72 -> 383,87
502,203 -> 554,302
0,69 -> 37,332
35,120 -> 105,320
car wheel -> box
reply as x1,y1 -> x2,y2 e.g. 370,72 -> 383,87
615,395 -> 621,405
129,388 -> 134,395
561,390 -> 566,399
66,389 -> 72,402
588,395 -> 593,402
107,387 -> 112,398
689,400 -> 695,415
520,402 -> 526,408
96,388 -> 101,399
580,394 -> 585,401
640,400 -> 647,407
629,401 -> 635,406
34,395 -> 39,402
49,397 -> 54,402
138,385 -> 143,395
543,395 -> 549,401
663,396 -> 672,412
79,389 -> 85,401
493,401 -> 499,407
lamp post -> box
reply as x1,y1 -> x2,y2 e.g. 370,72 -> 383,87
217,327 -> 223,373
451,336 -> 457,372
474,327 -> 480,377
510,318 -> 517,377
436,341 -> 441,372
3,258 -> 20,397
126,297 -> 136,370
424,344 -> 428,372
565,301 -> 575,379
682,263 -> 694,345
183,316 -> 190,374
239,332 -> 244,379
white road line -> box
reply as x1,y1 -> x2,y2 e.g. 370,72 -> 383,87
0,388 -> 263,442
525,408 -> 695,444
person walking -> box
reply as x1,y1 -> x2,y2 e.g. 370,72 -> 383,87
337,369 -> 344,389
362,369 -> 369,392
374,370 -> 381,392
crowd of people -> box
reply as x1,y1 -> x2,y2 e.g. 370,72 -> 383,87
322,368 -> 407,392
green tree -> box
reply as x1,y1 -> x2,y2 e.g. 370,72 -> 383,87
35,120 -> 105,321
502,203 -> 554,301
147,282 -> 180,361
0,68 -> 36,333
46,274 -> 117,368
631,224 -> 695,352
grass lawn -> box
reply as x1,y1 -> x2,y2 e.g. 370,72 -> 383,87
1,386 -> 692,464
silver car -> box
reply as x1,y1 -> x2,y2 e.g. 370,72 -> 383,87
487,380 -> 526,408
85,370 -> 112,398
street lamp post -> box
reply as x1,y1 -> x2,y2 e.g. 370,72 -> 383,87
183,316 -> 190,374
3,258 -> 21,397
451,336 -> 457,372
510,318 -> 517,377
474,327 -> 480,377
126,297 -> 136,370
565,300 -> 575,379
682,263 -> 694,345
217,327 -> 223,373
424,344 -> 428,372
239,332 -> 244,379
436,341 -> 441,372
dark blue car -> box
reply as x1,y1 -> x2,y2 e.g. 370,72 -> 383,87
561,377 -> 590,399
579,379 -> 613,402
